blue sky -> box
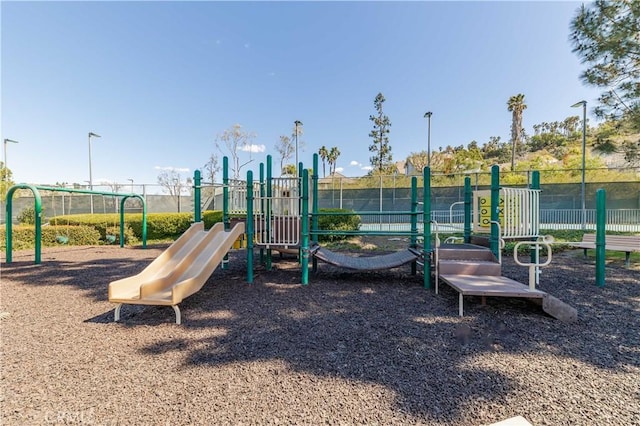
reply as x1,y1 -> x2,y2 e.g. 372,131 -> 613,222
2,1 -> 601,187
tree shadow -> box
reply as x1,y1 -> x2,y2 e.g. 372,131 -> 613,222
3,246 -> 639,422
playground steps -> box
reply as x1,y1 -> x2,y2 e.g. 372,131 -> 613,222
437,243 -> 501,276
439,273 -> 577,322
436,243 -> 577,322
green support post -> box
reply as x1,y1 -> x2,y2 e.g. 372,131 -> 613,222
193,169 -> 201,223
301,169 -> 310,285
247,170 -> 254,283
464,176 -> 471,243
119,195 -> 147,248
5,184 -> 42,264
530,171 -> 540,265
259,162 -> 265,265
312,154 -> 319,272
6,183 -> 148,264
410,176 -> 418,275
223,156 -> 229,232
266,155 -> 272,270
423,167 -> 432,288
490,165 -> 500,259
595,189 -> 606,287
222,157 -> 230,270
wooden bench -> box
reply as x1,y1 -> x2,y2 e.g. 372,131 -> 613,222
570,234 -> 640,267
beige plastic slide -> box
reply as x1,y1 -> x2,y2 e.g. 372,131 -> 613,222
108,221 -> 245,324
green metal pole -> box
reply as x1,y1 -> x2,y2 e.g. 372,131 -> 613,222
119,195 -> 147,249
259,162 -> 265,265
222,157 -> 230,270
119,198 -> 126,248
247,170 -> 254,283
531,170 -> 540,265
301,168 -> 310,285
595,189 -> 606,287
312,153 -> 319,272
5,184 -> 43,264
266,155 -> 272,270
464,176 -> 471,243
140,195 -> 147,248
410,176 -> 418,275
423,167 -> 432,288
223,156 -> 229,232
490,165 -> 500,259
193,169 -> 202,223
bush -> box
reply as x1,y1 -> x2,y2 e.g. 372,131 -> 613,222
1,225 -> 102,249
50,212 -> 195,240
17,206 -> 40,225
316,208 -> 361,242
203,210 -> 224,229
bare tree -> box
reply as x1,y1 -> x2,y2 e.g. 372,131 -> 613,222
203,153 -> 220,184
199,153 -> 221,209
157,169 -> 193,212
276,124 -> 306,176
215,124 -> 256,180
275,135 -> 295,176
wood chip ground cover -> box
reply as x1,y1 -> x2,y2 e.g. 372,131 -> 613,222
1,244 -> 638,425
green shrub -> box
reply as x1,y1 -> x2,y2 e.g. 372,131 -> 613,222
316,208 -> 361,242
1,225 -> 101,249
203,210 -> 224,229
50,212 -> 194,240
17,206 -> 40,225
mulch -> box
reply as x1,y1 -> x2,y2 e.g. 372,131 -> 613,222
1,243 -> 639,425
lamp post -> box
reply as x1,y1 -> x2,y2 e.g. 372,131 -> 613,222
88,132 -> 101,214
294,120 -> 302,171
571,100 -> 587,230
3,139 -> 19,180
423,112 -> 432,168
128,178 -> 134,193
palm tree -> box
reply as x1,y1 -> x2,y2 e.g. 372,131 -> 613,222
327,147 -> 341,175
507,94 -> 527,170
318,146 -> 329,177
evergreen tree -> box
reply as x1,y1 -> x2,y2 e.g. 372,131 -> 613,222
368,92 -> 393,173
507,94 -> 527,171
571,0 -> 640,128
318,146 -> 329,177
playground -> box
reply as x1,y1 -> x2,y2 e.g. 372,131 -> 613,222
1,241 -> 638,425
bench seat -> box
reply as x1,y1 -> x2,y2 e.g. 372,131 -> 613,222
570,234 -> 640,267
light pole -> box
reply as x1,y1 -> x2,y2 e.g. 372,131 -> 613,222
2,138 -> 18,224
423,112 -> 432,168
3,138 -> 19,181
88,132 -> 101,214
128,178 -> 134,193
571,100 -> 587,230
294,120 -> 302,171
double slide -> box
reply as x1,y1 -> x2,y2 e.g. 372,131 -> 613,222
108,221 -> 245,324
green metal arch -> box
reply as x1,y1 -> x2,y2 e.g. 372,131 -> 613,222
5,184 -> 43,263
5,184 -> 148,264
